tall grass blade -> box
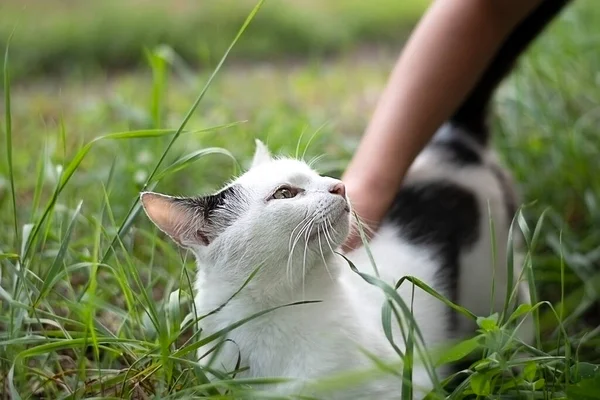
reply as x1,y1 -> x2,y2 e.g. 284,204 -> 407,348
98,2 -> 266,265
400,286 -> 415,400
142,0 -> 266,192
146,46 -> 169,128
34,201 -> 83,304
4,33 -> 18,243
154,147 -> 237,181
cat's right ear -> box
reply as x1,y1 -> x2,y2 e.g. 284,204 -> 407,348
250,139 -> 272,169
140,192 -> 209,247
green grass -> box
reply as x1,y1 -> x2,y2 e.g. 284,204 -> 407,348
1,0 -> 600,397
0,0 -> 429,81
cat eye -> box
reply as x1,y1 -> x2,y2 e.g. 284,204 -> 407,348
271,186 -> 299,200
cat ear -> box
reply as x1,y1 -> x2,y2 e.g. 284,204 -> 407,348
140,192 -> 211,247
250,139 -> 272,169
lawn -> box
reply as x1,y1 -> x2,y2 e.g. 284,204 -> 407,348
1,0 -> 600,398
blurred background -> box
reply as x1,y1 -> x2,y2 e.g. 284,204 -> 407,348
1,0 -> 599,396
1,0 -> 428,79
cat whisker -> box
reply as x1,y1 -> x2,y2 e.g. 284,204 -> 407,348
317,228 -> 334,282
348,211 -> 376,239
288,215 -> 314,282
301,218 -> 318,300
288,214 -> 313,252
326,216 -> 341,236
288,214 -> 318,288
288,218 -> 311,286
323,217 -> 338,256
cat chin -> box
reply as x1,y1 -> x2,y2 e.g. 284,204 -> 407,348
307,208 -> 350,246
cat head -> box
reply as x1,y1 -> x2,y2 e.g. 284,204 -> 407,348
141,140 -> 351,285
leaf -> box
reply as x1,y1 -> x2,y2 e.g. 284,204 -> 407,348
435,336 -> 481,367
571,362 -> 600,382
507,303 -> 532,324
523,361 -> 537,382
476,314 -> 499,332
567,363 -> 600,400
567,377 -> 600,400
532,378 -> 545,390
470,371 -> 492,396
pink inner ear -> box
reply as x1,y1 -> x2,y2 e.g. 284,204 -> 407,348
141,192 -> 191,244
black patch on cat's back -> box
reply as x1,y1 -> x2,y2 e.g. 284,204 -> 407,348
386,182 -> 480,249
384,181 -> 480,327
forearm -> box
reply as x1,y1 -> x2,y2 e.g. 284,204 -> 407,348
343,0 -> 543,219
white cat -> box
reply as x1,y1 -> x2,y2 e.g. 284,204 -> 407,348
141,131 -> 532,398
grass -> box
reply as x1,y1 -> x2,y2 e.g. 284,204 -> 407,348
1,0 -> 600,398
0,0 -> 429,81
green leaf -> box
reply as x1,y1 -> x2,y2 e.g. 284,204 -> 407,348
476,313 -> 499,332
507,303 -> 532,324
567,363 -> 600,399
523,361 -> 537,382
435,336 -> 481,367
533,378 -> 545,390
571,362 -> 600,382
567,377 -> 600,400
470,371 -> 492,396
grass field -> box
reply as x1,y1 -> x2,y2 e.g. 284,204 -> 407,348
1,0 -> 600,398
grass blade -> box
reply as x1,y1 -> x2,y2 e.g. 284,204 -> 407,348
34,201 -> 83,305
98,0 -> 265,266
4,32 -> 18,244
153,147 -> 237,181
142,0 -> 266,192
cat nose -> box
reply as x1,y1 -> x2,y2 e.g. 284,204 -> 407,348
329,182 -> 346,198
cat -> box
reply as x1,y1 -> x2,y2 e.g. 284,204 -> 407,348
140,1 -> 570,397
140,137 -> 530,398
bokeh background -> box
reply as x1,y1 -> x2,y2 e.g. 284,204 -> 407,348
1,0 -> 599,397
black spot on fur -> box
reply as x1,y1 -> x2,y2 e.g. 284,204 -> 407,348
384,181 -> 480,329
172,185 -> 245,245
176,185 -> 239,221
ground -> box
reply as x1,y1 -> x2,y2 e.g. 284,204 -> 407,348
1,0 -> 599,398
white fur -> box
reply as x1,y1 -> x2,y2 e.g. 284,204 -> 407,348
143,136 -> 533,399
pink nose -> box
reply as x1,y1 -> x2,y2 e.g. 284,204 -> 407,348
329,182 -> 346,198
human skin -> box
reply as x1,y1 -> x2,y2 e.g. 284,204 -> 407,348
341,0 -> 544,252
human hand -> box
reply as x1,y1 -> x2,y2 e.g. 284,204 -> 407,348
340,181 -> 391,253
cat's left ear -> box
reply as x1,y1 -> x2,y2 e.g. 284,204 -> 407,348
250,139 -> 272,169
141,192 -> 215,247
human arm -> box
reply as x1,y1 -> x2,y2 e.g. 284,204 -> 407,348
341,0 -> 544,251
